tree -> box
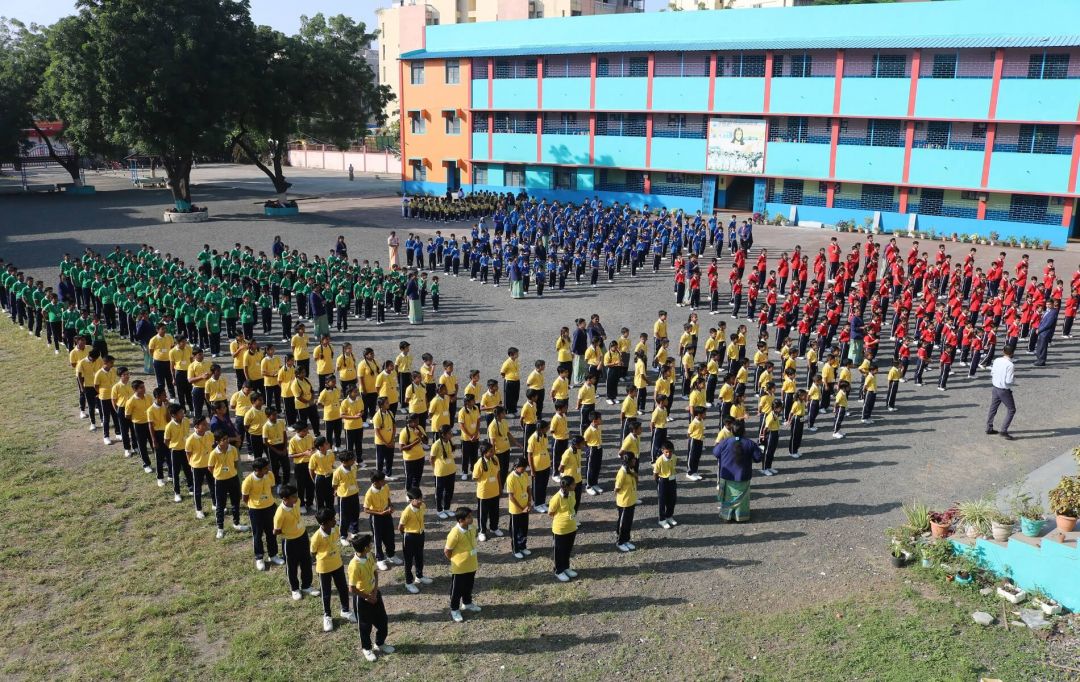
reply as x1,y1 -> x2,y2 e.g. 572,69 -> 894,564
230,13 -> 391,196
0,19 -> 47,166
83,0 -> 255,210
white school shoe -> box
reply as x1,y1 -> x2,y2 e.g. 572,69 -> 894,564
270,556 -> 285,566
124,449 -> 132,458
255,559 -> 266,571
157,478 -> 166,487
887,407 -> 898,412
340,537 -> 351,547
521,548 -> 532,556
375,643 -> 394,654
291,590 -> 303,601
405,583 -> 420,594
617,543 -> 631,553
565,568 -> 578,578
769,469 -> 780,475
761,469 -> 774,477
937,387 -> 946,391
418,576 -> 433,585
626,542 -> 636,550
899,378 -> 907,383
586,486 -> 598,496
80,411 -> 88,419
555,571 -> 570,582
377,560 -> 390,571
807,426 -> 818,432
860,419 -> 874,425
216,529 -> 225,539
832,432 -> 845,439
103,436 -> 111,445
659,519 -> 672,529
477,532 -> 488,542
233,523 -> 249,532
491,529 -> 504,538
173,493 -> 182,503
437,511 -> 449,520
302,586 -> 320,597
450,610 -> 464,623
389,555 -> 403,565
790,452 -> 801,459
323,616 -> 334,632
459,473 -> 469,481
344,610 -> 357,623
142,466 -> 153,474
196,510 -> 206,519
463,602 -> 481,612
667,518 -> 678,527
513,551 -> 524,560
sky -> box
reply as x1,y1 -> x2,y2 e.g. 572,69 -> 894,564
5,0 -> 669,38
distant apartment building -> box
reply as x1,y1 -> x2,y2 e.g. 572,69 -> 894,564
377,0 -> 643,120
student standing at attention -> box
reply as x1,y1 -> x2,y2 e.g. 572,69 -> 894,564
273,484 -> 320,601
364,471 -> 401,571
241,457 -> 282,571
614,451 -> 639,552
549,476 -> 579,582
397,487 -> 433,594
348,534 -> 392,661
506,457 -> 533,559
654,440 -> 678,529
472,441 -> 503,541
310,507 -> 353,632
445,507 -> 481,623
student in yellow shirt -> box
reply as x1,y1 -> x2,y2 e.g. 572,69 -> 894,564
243,393 -> 268,459
68,335 -> 91,418
653,439 -> 678,529
444,507 -> 480,623
472,441 -> 502,541
428,383 -> 451,438
318,375 -> 343,452
404,371 -> 429,431
861,364 -> 879,424
788,389 -> 808,460
650,395 -> 669,463
506,457 -> 533,559
165,403 -> 193,502
526,359 -> 546,418
520,389 -> 539,446
333,450 -> 361,541
479,379 -> 502,427
632,350 -> 649,415
375,361 -> 400,414
125,379 -> 155,473
686,406 -> 706,481
147,387 -> 171,486
341,385 -> 365,466
310,436 -> 337,510
760,398 -> 782,476
614,451 -> 639,552
337,342 -> 359,396
653,310 -> 669,362
576,371 -> 598,436
110,366 -> 135,457
229,382 -> 255,451
262,407 -> 288,485
832,380 -> 850,439
886,359 -> 902,412
185,415 -> 216,517
555,326 -> 574,377
364,470 -> 401,570
654,365 -> 673,414
559,435 -> 585,510
419,353 -> 438,403
311,507 -> 352,631
603,340 -> 623,404
372,396 -> 397,481
241,339 -> 264,397
457,393 -> 480,482
439,360 -> 459,421
229,331 -> 248,391
77,348 -> 104,430
358,347 -> 380,423
500,347 -> 521,417
397,488 -> 432,593
550,365 -> 571,411
399,413 -> 428,492
241,457 -> 282,570
292,366 -> 319,437
487,405 -> 518,487
394,341 -> 413,410
169,336 -> 194,410
259,344 -> 282,413
205,363 -> 228,405
620,386 -> 639,442
583,411 -> 604,496
94,354 -> 121,446
781,366 -> 798,420
526,419 -> 552,513
290,324 -> 310,377
430,424 -> 458,519
273,484 -> 319,600
288,423 -> 316,512
549,476 -> 579,582
277,355 -> 298,424
148,324 -> 176,398
349,534 -> 392,658
209,430 -> 248,538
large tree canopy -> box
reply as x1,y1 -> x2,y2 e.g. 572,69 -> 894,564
83,0 -> 254,208
0,19 -> 48,166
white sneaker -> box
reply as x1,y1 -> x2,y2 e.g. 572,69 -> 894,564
592,485 -> 604,494
377,560 -> 390,571
807,426 -> 818,432
80,411 -> 88,419
340,537 -> 351,547
586,486 -> 598,496
790,452 -> 801,459
521,548 -> 532,556
459,473 -> 469,481
513,551 -> 524,559
344,610 -> 357,623
405,582 -> 420,594
478,533 -> 488,542
157,478 -> 166,487
659,520 -> 671,529
555,571 -> 570,582
464,603 -> 481,612
437,511 -> 449,520
617,543 -> 631,552
375,643 -> 395,654
233,523 -> 249,532
833,432 -> 845,439
450,610 -> 464,623
362,649 -> 377,662
761,468 -> 774,476
215,529 -> 224,539
103,436 -> 112,445
626,542 -> 636,550
124,449 -> 132,458
418,576 -> 433,585
255,559 -> 266,571
291,590 -> 302,601
389,556 -> 403,565
302,586 -> 320,597
667,518 -> 678,527
492,529 -> 504,538
271,556 -> 285,566
323,616 -> 334,632
860,419 -> 873,425
565,568 -> 578,578
196,510 -> 206,519
173,493 -> 182,503
887,407 -> 897,412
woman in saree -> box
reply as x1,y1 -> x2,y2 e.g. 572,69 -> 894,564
712,423 -> 761,523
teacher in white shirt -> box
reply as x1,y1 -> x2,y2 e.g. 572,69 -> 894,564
986,346 -> 1016,441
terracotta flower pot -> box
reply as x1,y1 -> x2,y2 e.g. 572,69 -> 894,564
930,520 -> 950,538
1055,514 -> 1077,533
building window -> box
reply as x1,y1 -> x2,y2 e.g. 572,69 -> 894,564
597,55 -> 647,78
789,53 -> 812,77
493,113 -> 537,135
971,123 -> 987,139
473,164 -> 488,185
1028,52 -> 1070,80
868,119 -> 903,147
410,62 -> 425,85
411,161 -> 426,182
860,184 -> 896,211
596,113 -> 647,137
445,112 -> 461,135
472,115 -> 489,133
731,54 -> 765,78
930,53 -> 957,79
445,59 -> 460,84
505,166 -> 525,187
409,112 -> 426,134
924,121 -> 951,148
1017,124 -> 1061,154
872,54 -> 906,78
555,168 -> 576,190
494,59 -> 537,79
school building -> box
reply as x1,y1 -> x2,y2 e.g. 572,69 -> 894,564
397,0 -> 1080,245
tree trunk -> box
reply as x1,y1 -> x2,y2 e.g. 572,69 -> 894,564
30,122 -> 82,185
162,153 -> 193,210
231,133 -> 291,195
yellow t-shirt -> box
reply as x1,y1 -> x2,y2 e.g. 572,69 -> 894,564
318,387 -> 342,421
560,448 -> 582,483
148,403 -> 170,432
548,491 -> 578,535
527,433 -> 551,471
790,400 -> 807,418
550,413 -> 569,441
288,433 -> 313,464
458,406 -> 480,442
634,358 -> 648,389
400,502 -> 426,534
864,374 -> 877,392
68,346 -> 89,376
520,401 -> 537,426
428,395 -> 450,432
241,472 -> 276,509
500,357 -> 520,381
341,397 -> 365,431
887,367 -> 902,383
399,426 -> 426,461
273,502 -> 305,540
337,354 -> 358,382
655,376 -> 672,398
526,369 -> 545,391
439,372 -> 458,398
472,457 -> 501,499
373,410 -> 396,446
164,418 -> 190,450
431,439 -> 457,477
718,383 -> 735,403
230,339 -> 246,369
347,554 -> 376,592
375,371 -> 398,403
405,384 -> 428,415
653,318 -> 668,339
93,366 -> 118,395
555,336 -> 573,362
577,383 -> 596,406
615,467 -> 638,507
309,527 -> 343,573
76,356 -> 102,385
506,470 -> 531,514
689,389 -> 706,409
487,419 -> 511,453
394,352 -> 413,376
290,333 -> 310,361
653,454 -> 676,479
551,376 -> 570,400
419,363 -> 436,387
291,378 -> 314,409
148,333 -> 175,361
205,376 -> 227,403
243,349 -> 263,381
332,465 -> 360,497
187,359 -> 212,388
359,359 -> 379,393
463,381 -> 482,403
125,394 -> 153,424
111,382 -> 134,411
479,389 -> 501,413
186,432 -> 215,468
621,396 -> 637,419
260,355 -> 282,387
364,484 -> 390,513
262,419 -> 285,446
583,424 -> 602,448
314,344 -> 335,376
309,450 -> 335,476
169,344 -> 192,371
688,418 -> 705,441
765,412 -> 781,432
230,390 -> 253,418
244,408 -> 267,436
782,377 -> 797,395
445,524 -> 478,574
208,444 -> 240,480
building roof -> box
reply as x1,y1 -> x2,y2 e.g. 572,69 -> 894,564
401,0 -> 1080,59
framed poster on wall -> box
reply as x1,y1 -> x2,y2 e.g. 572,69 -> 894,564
706,117 -> 766,174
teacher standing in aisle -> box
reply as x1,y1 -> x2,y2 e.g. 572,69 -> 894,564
986,346 -> 1017,441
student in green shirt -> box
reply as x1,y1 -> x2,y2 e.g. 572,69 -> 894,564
62,300 -> 81,350
239,295 -> 256,340
258,288 -> 273,336
277,294 -> 292,344
43,291 -> 63,353
205,304 -> 222,357
335,286 -> 351,332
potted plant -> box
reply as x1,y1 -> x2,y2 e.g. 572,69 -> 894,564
902,500 -> 931,535
1011,492 -> 1046,537
920,537 -> 953,568
996,581 -> 1027,604
1048,475 -> 1080,534
990,510 -> 1016,542
1041,239 -> 1051,250
929,506 -> 957,538
950,554 -> 980,585
956,498 -> 996,538
988,231 -> 999,246
884,526 -> 915,566
1028,588 -> 1063,616
950,231 -> 959,242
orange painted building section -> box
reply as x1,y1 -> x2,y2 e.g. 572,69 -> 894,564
400,58 -> 472,186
